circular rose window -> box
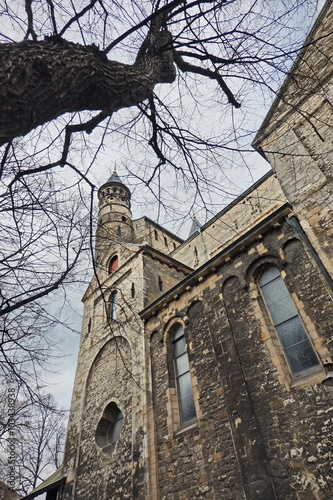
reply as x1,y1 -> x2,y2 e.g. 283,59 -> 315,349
95,402 -> 123,455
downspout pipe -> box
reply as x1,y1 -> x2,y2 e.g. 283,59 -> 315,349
285,215 -> 333,295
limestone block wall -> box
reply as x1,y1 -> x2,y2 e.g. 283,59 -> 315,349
253,0 -> 333,281
142,252 -> 191,307
133,217 -> 183,253
62,249 -> 148,500
144,218 -> 333,500
172,173 -> 287,270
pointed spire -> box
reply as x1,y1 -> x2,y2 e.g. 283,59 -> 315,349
188,215 -> 202,237
100,168 -> 131,199
107,169 -> 122,184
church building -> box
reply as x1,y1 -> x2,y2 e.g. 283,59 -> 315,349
24,1 -> 333,499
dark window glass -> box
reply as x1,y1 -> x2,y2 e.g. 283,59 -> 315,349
194,246 -> 199,265
172,325 -> 196,425
96,402 -> 124,455
107,408 -> 123,451
259,267 -> 320,375
109,290 -> 118,320
158,276 -> 163,291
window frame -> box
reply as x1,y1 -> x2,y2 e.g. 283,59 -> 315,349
171,324 -> 197,427
258,266 -> 321,378
109,290 -> 118,321
95,402 -> 124,456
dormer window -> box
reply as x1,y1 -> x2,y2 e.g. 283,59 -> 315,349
108,255 -> 119,274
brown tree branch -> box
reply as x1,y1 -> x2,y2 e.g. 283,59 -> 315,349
174,50 -> 241,108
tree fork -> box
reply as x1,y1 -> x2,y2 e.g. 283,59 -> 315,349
0,32 -> 176,145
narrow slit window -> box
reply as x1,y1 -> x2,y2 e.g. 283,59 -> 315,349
194,246 -> 199,266
172,325 -> 196,426
158,276 -> 163,291
259,267 -> 320,376
109,290 -> 118,321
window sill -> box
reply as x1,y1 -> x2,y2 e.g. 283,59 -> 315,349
290,368 -> 325,389
174,420 -> 198,437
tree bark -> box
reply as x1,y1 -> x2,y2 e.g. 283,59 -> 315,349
0,32 -> 175,145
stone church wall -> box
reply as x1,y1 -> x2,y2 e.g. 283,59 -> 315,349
253,1 -> 333,282
172,173 -> 287,269
144,218 -> 333,499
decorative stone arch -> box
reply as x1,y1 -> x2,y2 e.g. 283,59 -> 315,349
246,255 -> 323,388
221,274 -> 242,295
149,329 -> 159,345
72,336 -> 133,496
85,335 -> 132,393
162,315 -> 187,344
161,317 -> 198,434
244,253 -> 285,288
281,236 -> 303,254
108,254 -> 119,274
186,299 -> 204,320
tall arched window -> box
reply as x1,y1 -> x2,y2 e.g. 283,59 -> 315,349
172,325 -> 196,425
109,290 -> 118,321
259,267 -> 320,376
108,255 -> 119,274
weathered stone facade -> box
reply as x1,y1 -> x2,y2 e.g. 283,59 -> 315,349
58,3 -> 333,500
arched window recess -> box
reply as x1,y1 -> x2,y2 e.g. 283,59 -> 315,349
172,324 -> 196,426
109,290 -> 118,321
108,255 -> 119,274
258,267 -> 320,377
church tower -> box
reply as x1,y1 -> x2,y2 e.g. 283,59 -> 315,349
61,171 -> 149,500
95,170 -> 134,262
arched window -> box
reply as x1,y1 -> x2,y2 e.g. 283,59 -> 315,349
259,267 -> 320,376
108,255 -> 118,274
109,290 -> 118,321
95,402 -> 123,455
172,325 -> 196,425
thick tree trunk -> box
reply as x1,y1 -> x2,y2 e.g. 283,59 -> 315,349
0,32 -> 175,145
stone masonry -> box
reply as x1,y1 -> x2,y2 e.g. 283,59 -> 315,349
56,3 -> 333,500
